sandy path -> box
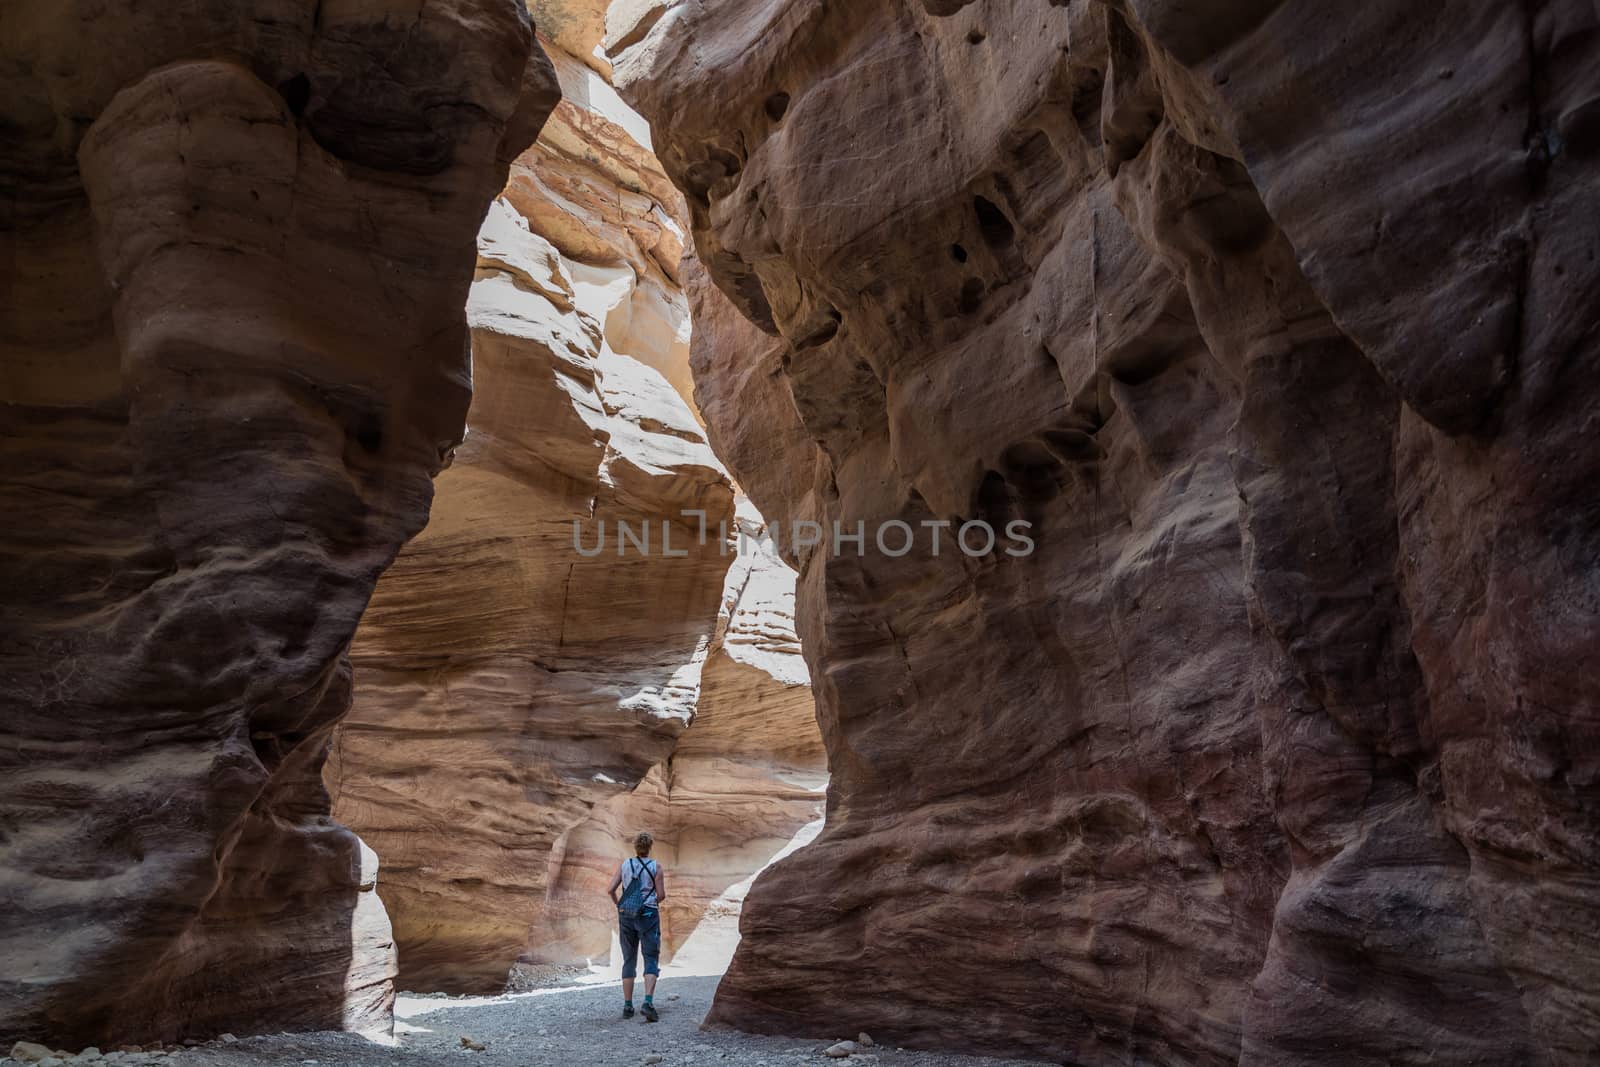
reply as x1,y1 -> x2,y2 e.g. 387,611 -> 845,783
65,976 -> 1037,1067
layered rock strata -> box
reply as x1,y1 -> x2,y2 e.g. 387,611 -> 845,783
0,0 -> 556,1048
529,501 -> 826,971
328,14 -> 747,993
613,1 -> 1600,1064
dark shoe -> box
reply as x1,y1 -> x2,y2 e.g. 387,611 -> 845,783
641,1001 -> 659,1022
622,1004 -> 635,1019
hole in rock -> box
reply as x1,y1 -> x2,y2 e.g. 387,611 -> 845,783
973,469 -> 1012,524
1000,439 -> 1064,504
973,195 -> 1014,247
1040,427 -> 1104,463
958,276 -> 985,314
765,92 -> 791,122
950,243 -> 968,262
1008,129 -> 1053,168
250,729 -> 307,771
967,29 -> 987,44
794,307 -> 842,350
1107,343 -> 1182,387
354,413 -> 384,453
707,145 -> 743,178
277,73 -> 311,116
1071,68 -> 1106,148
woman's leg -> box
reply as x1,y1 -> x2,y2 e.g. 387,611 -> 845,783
639,911 -> 662,1018
642,910 -> 661,988
620,914 -> 641,1007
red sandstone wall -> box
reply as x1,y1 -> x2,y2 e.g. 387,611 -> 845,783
613,1 -> 1600,1063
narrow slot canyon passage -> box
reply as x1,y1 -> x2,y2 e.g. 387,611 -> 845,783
320,9 -> 831,1004
3,1 -> 1598,1067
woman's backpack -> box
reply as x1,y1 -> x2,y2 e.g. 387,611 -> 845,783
618,857 -> 658,917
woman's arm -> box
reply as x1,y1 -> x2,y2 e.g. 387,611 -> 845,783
655,864 -> 667,904
607,864 -> 623,906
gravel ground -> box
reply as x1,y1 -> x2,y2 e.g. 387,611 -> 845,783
6,976 -> 1038,1067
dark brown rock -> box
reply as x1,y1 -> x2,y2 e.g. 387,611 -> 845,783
614,1 -> 1599,1063
0,0 -> 557,1048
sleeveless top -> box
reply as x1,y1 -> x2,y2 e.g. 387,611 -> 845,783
619,857 -> 659,910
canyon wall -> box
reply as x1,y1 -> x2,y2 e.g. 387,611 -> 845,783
530,500 -> 826,972
614,1 -> 1600,1065
329,8 -> 823,994
0,0 -> 556,1048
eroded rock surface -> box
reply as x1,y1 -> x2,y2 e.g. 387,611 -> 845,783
530,501 -> 826,971
0,0 -> 556,1048
614,1 -> 1600,1064
326,25 -> 743,993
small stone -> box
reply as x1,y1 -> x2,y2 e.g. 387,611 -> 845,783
667,994 -> 680,1001
9,1046 -> 51,1065
458,1038 -> 485,1053
217,1036 -> 237,1046
77,1048 -> 103,1061
642,1056 -> 663,1065
857,1033 -> 873,1048
823,1042 -> 858,1058
38,1059 -> 64,1067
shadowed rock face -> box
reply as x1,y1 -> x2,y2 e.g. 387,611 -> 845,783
614,1 -> 1600,1064
0,0 -> 556,1048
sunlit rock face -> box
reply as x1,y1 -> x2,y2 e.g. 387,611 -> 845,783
0,0 -> 555,1049
530,500 -> 826,971
327,24 -> 739,994
529,0 -> 616,77
614,1 -> 1600,1064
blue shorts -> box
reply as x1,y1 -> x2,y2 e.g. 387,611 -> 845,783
618,909 -> 660,979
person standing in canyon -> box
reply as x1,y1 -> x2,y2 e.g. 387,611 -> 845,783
609,831 -> 668,1021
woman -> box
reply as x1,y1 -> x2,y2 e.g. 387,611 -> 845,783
608,830 -> 667,1020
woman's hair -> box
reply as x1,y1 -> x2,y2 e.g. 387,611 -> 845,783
634,831 -> 653,856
